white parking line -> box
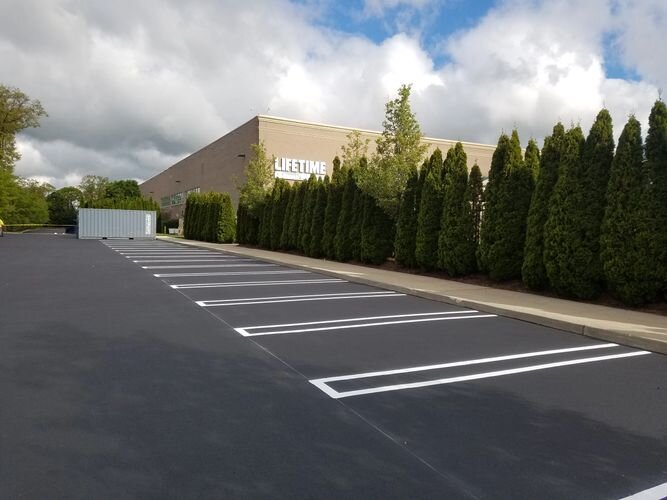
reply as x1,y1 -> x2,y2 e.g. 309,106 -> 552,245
619,481 -> 667,500
309,349 -> 650,399
234,310 -> 494,336
154,270 -> 312,278
133,259 -> 250,263
196,291 -> 403,307
171,278 -> 345,289
141,263 -> 277,269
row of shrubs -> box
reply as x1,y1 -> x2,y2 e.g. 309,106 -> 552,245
183,192 -> 236,243
236,101 -> 667,306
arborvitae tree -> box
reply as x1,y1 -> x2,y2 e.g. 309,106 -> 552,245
484,130 -> 532,281
415,167 -> 444,270
309,177 -> 328,258
543,126 -> 589,297
217,193 -> 236,243
600,116 -> 655,304
394,166 -> 419,267
287,181 -> 306,249
360,195 -> 395,264
467,163 -> 484,252
269,179 -> 290,250
478,133 -> 511,272
299,175 -> 318,253
280,186 -> 295,249
322,157 -> 344,258
258,192 -> 272,248
644,100 -> 667,298
349,185 -> 365,261
522,123 -> 565,289
579,109 -> 615,293
334,169 -> 357,261
439,143 -> 475,276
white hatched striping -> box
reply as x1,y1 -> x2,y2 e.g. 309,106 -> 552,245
196,291 -> 403,307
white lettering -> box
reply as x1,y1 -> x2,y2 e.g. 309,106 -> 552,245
273,157 -> 328,181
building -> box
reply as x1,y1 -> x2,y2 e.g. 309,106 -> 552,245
139,115 -> 496,221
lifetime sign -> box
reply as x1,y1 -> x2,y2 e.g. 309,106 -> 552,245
274,157 -> 327,181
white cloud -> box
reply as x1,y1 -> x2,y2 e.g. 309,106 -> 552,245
2,0 -> 665,188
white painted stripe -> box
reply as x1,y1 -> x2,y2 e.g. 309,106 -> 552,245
197,291 -> 403,307
311,351 -> 651,399
236,313 -> 495,336
238,310 -> 480,332
133,259 -> 250,263
141,263 -> 276,269
314,344 -> 619,384
619,482 -> 667,500
154,270 -> 311,278
171,279 -> 345,289
124,254 -> 223,258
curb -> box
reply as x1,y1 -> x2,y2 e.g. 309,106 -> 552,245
160,237 -> 667,355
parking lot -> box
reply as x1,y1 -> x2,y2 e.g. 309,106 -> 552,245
1,235 -> 666,499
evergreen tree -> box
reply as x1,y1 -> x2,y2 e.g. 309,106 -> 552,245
394,166 -> 419,267
543,126 -> 590,297
439,143 -> 476,276
522,124 -> 565,290
309,177 -> 328,258
644,100 -> 667,298
299,175 -> 318,253
287,182 -> 306,249
600,116 -> 655,304
360,194 -> 395,264
258,192 -> 272,248
349,185 -> 365,261
415,149 -> 444,270
269,179 -> 289,250
467,164 -> 484,253
280,186 -> 295,249
322,157 -> 344,258
478,133 -> 511,272
484,130 -> 532,281
334,169 -> 357,261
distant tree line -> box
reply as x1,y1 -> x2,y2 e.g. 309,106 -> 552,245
235,85 -> 667,307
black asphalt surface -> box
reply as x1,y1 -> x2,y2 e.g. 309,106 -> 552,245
1,235 -> 666,499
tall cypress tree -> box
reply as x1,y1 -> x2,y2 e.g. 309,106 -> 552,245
269,179 -> 289,250
258,192 -> 272,248
478,133 -> 511,272
485,130 -> 532,281
287,182 -> 306,249
308,177 -> 328,258
335,169 -> 357,261
349,185 -> 365,261
644,100 -> 667,298
415,149 -> 444,270
467,163 -> 483,254
394,166 -> 419,267
600,116 -> 655,304
543,126 -> 589,297
300,175 -> 318,253
360,195 -> 395,264
217,193 -> 236,243
322,157 -> 344,258
280,186 -> 295,249
439,142 -> 475,276
522,123 -> 565,290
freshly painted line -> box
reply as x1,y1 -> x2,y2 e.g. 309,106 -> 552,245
197,291 -> 403,307
141,263 -> 277,269
124,254 -> 223,258
619,482 -> 667,500
133,259 -> 251,263
238,310 -> 481,332
154,270 -> 312,278
312,344 -> 619,384
235,313 -> 495,336
310,351 -> 651,399
170,279 -> 345,289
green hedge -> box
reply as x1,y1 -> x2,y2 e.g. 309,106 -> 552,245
184,192 -> 236,243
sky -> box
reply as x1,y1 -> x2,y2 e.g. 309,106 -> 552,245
1,0 -> 665,188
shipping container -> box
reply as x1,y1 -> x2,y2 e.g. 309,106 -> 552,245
78,208 -> 157,240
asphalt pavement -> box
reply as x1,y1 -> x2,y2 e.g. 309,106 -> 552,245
1,234 -> 666,499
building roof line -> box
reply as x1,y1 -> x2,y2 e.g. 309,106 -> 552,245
257,114 -> 496,150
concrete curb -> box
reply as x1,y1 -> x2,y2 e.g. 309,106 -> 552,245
160,237 -> 667,355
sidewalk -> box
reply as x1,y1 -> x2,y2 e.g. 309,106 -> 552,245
159,236 -> 667,355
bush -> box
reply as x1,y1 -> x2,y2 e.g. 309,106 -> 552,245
183,192 -> 236,243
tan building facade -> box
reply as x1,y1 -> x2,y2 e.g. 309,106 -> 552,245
140,115 -> 496,221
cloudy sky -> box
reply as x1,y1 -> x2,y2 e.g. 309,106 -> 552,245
1,0 -> 665,188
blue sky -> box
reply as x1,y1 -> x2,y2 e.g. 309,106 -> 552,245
1,0 -> 664,187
